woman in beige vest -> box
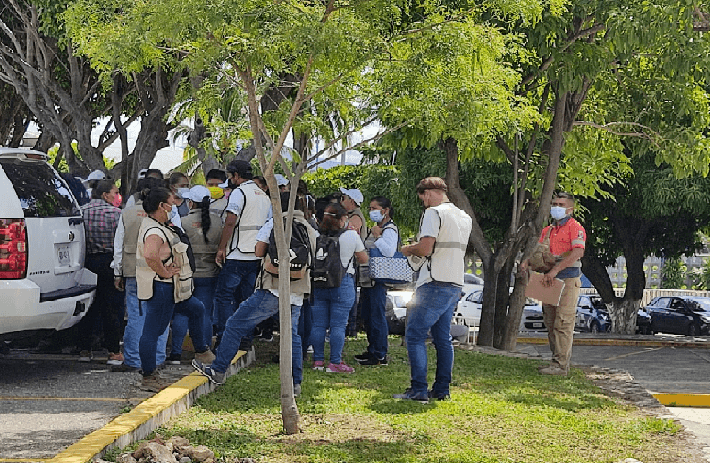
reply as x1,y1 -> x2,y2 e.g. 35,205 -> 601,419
167,186 -> 224,364
135,186 -> 215,391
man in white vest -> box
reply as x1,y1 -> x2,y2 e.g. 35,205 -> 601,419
213,160 -> 271,344
397,177 -> 472,403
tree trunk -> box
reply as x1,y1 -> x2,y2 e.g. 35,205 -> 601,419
608,299 -> 639,334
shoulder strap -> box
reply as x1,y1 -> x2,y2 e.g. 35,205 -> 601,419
142,225 -> 174,264
227,188 -> 248,255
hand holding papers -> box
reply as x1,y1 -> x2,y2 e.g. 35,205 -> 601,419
525,271 -> 565,306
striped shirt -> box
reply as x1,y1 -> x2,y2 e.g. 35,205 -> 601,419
81,199 -> 121,254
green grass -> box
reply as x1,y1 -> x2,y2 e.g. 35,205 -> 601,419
156,337 -> 692,463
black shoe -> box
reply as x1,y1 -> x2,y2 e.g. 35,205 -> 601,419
357,354 -> 388,366
166,353 -> 182,365
393,388 -> 429,404
428,390 -> 450,401
354,351 -> 370,361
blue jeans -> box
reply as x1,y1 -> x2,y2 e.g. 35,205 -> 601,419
360,282 -> 388,359
298,298 -> 313,360
405,282 -> 461,396
171,277 -> 216,355
212,289 -> 303,385
123,278 -> 168,368
213,259 -> 261,338
139,281 -> 208,375
309,274 -> 356,364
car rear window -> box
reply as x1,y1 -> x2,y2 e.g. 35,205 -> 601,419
0,159 -> 80,218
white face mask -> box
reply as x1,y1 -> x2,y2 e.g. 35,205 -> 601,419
550,206 -> 567,221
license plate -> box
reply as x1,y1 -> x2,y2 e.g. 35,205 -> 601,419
532,322 -> 543,328
57,245 -> 71,266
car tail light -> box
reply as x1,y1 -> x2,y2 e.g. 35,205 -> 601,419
0,219 -> 27,279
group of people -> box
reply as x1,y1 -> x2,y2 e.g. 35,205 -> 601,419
74,155 -> 584,400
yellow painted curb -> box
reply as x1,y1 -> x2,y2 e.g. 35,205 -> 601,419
46,351 -> 250,463
653,394 -> 710,408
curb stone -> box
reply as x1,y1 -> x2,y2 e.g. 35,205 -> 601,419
46,349 -> 255,463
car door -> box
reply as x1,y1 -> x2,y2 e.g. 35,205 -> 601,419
668,299 -> 691,334
647,297 -> 671,333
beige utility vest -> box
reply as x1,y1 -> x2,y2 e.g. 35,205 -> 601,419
136,218 -> 182,300
120,202 -> 148,278
418,203 -> 472,287
347,208 -> 368,241
182,209 -> 223,279
228,181 -> 271,255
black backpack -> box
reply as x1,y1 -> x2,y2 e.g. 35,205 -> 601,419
263,218 -> 311,280
312,230 -> 351,288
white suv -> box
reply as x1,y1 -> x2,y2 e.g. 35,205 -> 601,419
0,148 -> 96,341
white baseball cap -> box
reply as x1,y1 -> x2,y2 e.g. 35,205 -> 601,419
339,187 -> 363,206
187,185 -> 211,203
87,170 -> 106,181
274,174 -> 289,186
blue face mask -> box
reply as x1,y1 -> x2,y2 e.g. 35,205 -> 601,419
550,206 -> 567,221
369,209 -> 384,223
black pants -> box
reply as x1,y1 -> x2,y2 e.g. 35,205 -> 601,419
77,252 -> 124,353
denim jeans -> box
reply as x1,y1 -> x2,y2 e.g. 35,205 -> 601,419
309,274 -> 356,364
213,259 -> 261,338
212,289 -> 303,385
299,298 -> 313,359
405,282 -> 461,396
359,282 -> 388,359
171,277 -> 216,355
139,281 -> 208,375
123,278 -> 168,368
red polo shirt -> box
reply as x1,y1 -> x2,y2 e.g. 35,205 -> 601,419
539,216 -> 586,257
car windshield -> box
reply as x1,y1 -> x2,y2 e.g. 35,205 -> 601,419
0,159 -> 80,218
689,299 -> 710,312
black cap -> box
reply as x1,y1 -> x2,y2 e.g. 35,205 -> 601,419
226,160 -> 253,179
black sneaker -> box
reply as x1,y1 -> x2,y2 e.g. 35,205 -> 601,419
191,359 -> 226,385
393,388 -> 429,404
428,390 -> 450,401
357,354 -> 388,366
354,351 -> 370,361
166,353 -> 182,365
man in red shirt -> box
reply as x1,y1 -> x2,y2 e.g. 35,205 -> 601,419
521,192 -> 586,376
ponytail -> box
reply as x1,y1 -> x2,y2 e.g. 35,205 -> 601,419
199,196 -> 212,243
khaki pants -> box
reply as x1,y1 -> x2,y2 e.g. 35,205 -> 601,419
542,277 -> 581,370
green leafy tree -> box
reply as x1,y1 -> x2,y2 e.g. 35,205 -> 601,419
662,257 -> 688,289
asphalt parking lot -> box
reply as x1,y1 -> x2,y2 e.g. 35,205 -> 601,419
0,350 -> 193,462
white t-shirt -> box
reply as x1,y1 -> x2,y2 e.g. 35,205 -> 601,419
338,229 -> 365,274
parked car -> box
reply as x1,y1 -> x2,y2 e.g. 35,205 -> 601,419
0,148 -> 96,342
455,289 -> 483,327
519,299 -> 545,332
644,296 -> 710,336
575,295 -> 611,333
386,290 -> 414,335
462,273 -> 484,296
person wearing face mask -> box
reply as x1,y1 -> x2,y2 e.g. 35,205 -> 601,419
520,192 -> 586,376
169,172 -> 191,218
77,180 -> 124,364
135,186 -> 215,391
354,196 -> 400,366
212,160 -> 271,346
205,169 -> 229,221
167,186 -> 224,364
